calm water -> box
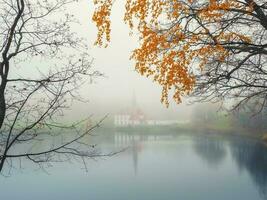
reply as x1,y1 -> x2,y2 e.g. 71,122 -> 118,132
1,131 -> 267,200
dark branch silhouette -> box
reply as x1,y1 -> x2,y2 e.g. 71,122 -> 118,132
0,0 -> 108,173
183,0 -> 267,113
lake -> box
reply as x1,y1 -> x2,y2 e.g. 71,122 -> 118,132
1,130 -> 267,200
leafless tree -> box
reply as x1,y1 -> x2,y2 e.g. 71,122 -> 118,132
0,0 -> 109,173
188,0 -> 267,113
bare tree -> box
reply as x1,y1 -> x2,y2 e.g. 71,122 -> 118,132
0,0 -> 108,173
187,0 -> 267,113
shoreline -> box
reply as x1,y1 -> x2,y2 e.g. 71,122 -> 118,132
112,123 -> 266,143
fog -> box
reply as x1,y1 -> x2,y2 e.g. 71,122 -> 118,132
60,0 -> 194,121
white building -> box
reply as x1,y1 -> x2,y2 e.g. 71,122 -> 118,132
114,114 -> 130,126
114,112 -> 146,127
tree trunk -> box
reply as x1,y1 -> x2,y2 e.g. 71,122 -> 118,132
0,157 -> 5,172
0,65 -> 7,172
0,90 -> 5,129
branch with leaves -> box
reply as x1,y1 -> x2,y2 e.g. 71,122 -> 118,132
93,0 -> 267,111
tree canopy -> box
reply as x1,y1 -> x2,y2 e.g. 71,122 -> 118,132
92,0 -> 267,109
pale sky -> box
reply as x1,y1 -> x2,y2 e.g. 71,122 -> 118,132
9,0 -> 194,121
63,0 -> 194,120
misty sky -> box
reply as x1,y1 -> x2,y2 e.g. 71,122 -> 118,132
8,0 -> 195,121
64,0 -> 195,120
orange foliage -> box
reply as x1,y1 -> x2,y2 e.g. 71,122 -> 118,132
92,0 -> 112,47
92,0 -> 252,106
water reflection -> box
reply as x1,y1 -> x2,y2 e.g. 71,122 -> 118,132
192,136 -> 227,168
229,139 -> 267,198
2,130 -> 267,200
112,132 -> 267,198
114,132 -> 169,175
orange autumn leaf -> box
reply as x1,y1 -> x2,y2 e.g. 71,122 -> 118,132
92,0 -> 253,106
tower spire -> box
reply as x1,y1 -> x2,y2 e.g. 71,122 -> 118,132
132,90 -> 137,108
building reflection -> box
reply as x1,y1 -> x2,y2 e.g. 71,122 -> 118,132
113,132 -> 177,175
132,140 -> 139,175
114,132 -> 144,175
